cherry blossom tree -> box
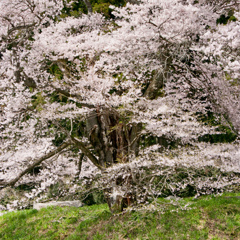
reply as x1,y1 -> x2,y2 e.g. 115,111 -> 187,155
0,0 -> 239,212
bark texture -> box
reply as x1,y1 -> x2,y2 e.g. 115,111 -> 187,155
86,108 -> 141,168
85,108 -> 142,212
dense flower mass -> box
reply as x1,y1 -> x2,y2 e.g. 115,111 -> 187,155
0,0 -> 239,211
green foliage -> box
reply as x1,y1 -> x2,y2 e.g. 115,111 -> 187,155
198,132 -> 237,143
153,88 -> 165,98
93,3 -> 111,18
79,57 -> 87,72
90,0 -> 125,7
61,0 -> 88,18
228,15 -> 238,22
1,194 -> 240,239
91,0 -> 126,18
31,92 -> 46,112
50,119 -> 86,146
140,134 -> 180,150
60,0 -> 126,19
52,132 -> 67,146
48,63 -> 63,80
108,73 -> 128,95
225,72 -> 239,86
197,112 -> 237,143
217,14 -> 230,25
80,190 -> 106,205
113,72 -> 127,83
49,91 -> 68,104
216,12 -> 238,25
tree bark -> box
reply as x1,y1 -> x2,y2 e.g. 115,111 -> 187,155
83,0 -> 92,13
85,108 -> 142,212
86,108 -> 141,168
71,137 -> 103,169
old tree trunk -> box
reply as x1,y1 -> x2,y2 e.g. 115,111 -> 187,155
85,108 -> 142,213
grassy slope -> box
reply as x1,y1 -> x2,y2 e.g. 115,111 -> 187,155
0,193 -> 240,240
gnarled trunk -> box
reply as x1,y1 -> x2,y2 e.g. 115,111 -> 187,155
104,172 -> 136,213
86,108 -> 141,168
86,108 -> 141,212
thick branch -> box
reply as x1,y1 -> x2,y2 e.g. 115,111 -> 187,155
71,137 -> 104,170
75,153 -> 84,180
83,0 -> 92,13
7,23 -> 36,35
52,86 -> 95,109
5,141 -> 72,187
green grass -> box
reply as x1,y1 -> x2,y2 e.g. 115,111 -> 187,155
1,194 -> 240,240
